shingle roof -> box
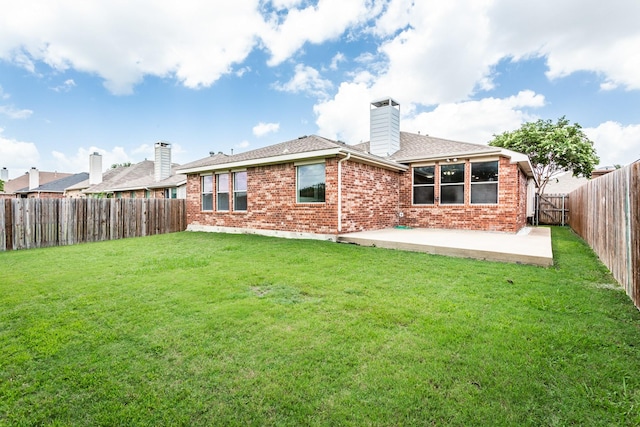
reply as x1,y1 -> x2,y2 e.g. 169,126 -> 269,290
177,132 -> 526,175
1,171 -> 73,194
15,172 -> 90,193
83,161 -> 186,193
178,135 -> 349,171
355,132 -> 500,162
177,135 -> 403,173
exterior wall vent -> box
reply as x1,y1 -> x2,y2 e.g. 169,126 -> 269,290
370,97 -> 400,157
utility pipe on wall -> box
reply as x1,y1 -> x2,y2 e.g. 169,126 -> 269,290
337,152 -> 351,233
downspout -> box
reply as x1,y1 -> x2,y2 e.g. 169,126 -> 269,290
337,152 -> 351,233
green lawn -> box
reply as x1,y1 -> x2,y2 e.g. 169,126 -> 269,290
1,227 -> 639,426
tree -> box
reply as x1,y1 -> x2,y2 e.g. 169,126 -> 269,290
111,162 -> 132,169
488,116 -> 599,194
0,179 -> 4,192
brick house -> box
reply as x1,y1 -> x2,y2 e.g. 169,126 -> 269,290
0,168 -> 74,199
68,142 -> 187,199
177,98 -> 536,239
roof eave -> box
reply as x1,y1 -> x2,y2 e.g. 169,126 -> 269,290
393,149 -> 503,164
343,150 -> 408,171
177,148 -> 344,174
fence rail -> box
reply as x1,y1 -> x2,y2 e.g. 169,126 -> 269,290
568,162 -> 639,310
0,198 -> 187,251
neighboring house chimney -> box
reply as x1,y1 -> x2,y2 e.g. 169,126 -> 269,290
29,167 -> 39,190
1,167 -> 8,182
370,97 -> 400,157
154,141 -> 172,182
89,152 -> 103,185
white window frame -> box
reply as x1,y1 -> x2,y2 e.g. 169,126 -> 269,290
296,161 -> 326,204
470,160 -> 499,205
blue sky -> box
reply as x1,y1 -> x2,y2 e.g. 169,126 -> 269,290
1,0 -> 639,179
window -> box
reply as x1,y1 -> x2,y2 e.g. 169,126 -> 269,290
217,173 -> 230,211
297,163 -> 325,203
145,190 -> 151,199
440,163 -> 465,204
165,188 -> 177,199
202,175 -> 213,211
233,171 -> 247,211
130,191 -> 136,198
413,166 -> 435,204
471,161 -> 498,204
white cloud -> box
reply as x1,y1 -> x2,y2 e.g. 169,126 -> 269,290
261,0 -> 373,66
273,64 -> 332,98
315,88 -> 545,145
0,105 -> 33,119
236,140 -> 250,148
51,79 -> 76,92
489,0 -> 640,90
51,146 -> 132,173
0,85 -> 9,100
329,52 -> 345,70
312,0 -> 640,145
0,0 -> 267,95
371,0 -> 413,37
314,81 -> 373,142
252,122 -> 280,137
584,122 -> 640,167
401,91 -> 545,144
0,131 -> 40,175
269,0 -> 304,10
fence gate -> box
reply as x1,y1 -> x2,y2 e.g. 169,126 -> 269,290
535,194 -> 569,226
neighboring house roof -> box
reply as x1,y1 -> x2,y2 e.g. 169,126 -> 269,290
1,171 -> 73,195
83,161 -> 186,194
65,166 -> 126,192
15,172 -> 90,194
543,172 -> 589,194
178,132 -> 535,178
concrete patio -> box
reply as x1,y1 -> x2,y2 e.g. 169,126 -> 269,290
337,226 -> 554,266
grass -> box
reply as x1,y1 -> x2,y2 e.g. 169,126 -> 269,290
1,227 -> 639,426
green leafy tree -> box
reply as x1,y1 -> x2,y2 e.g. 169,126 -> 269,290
0,179 -> 4,192
489,116 -> 599,194
111,162 -> 132,169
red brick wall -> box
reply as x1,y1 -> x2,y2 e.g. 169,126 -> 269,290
186,159 -> 340,234
399,157 -> 526,232
27,192 -> 64,199
340,161 -> 400,232
185,156 -> 529,235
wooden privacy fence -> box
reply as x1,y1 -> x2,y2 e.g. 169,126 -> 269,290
568,161 -> 640,310
0,198 -> 187,251
535,194 -> 569,226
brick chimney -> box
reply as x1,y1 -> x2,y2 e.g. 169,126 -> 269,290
154,142 -> 171,182
29,167 -> 39,190
89,152 -> 103,185
370,97 -> 400,157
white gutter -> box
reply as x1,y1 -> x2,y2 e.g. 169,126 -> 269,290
337,152 -> 351,233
